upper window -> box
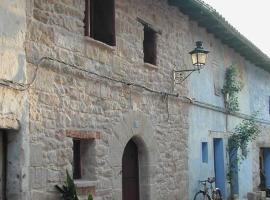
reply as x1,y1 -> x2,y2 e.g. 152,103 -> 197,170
84,0 -> 116,46
143,26 -> 157,65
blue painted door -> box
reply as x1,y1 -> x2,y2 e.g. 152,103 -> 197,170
214,138 -> 226,198
263,148 -> 270,189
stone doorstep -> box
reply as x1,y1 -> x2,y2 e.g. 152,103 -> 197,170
65,130 -> 101,140
74,180 -> 96,197
247,191 -> 267,200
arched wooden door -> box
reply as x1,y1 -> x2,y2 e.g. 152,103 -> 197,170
122,140 -> 140,200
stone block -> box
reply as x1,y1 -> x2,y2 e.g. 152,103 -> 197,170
247,192 -> 260,200
31,190 -> 59,200
30,168 -> 47,189
30,144 -> 43,166
0,114 -> 20,130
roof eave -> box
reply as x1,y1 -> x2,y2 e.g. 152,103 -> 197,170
168,0 -> 270,72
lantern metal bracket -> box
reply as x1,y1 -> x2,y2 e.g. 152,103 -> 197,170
173,67 -> 202,85
171,41 -> 209,91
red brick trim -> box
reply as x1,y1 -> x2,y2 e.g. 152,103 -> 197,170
65,130 -> 101,140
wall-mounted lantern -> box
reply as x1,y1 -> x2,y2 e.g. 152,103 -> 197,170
173,41 -> 209,85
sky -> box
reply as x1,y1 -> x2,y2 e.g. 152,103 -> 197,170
202,0 -> 270,57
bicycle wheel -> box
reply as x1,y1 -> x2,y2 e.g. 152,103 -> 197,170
214,189 -> 223,200
193,191 -> 211,200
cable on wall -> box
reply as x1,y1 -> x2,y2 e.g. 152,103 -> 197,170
0,56 -> 270,125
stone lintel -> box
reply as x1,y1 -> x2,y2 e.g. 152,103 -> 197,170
0,113 -> 20,130
65,130 -> 101,140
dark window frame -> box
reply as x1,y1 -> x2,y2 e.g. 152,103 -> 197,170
143,26 -> 157,66
73,139 -> 82,180
84,0 -> 116,46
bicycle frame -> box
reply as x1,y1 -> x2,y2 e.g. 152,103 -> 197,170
196,177 -> 223,200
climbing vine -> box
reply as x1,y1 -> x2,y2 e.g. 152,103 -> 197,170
227,115 -> 261,186
222,65 -> 242,112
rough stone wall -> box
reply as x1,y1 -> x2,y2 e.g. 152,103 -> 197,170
26,0 -> 191,199
0,1 -> 30,200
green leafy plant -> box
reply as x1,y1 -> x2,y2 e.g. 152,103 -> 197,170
222,65 -> 242,112
88,194 -> 93,200
229,116 -> 260,158
55,170 -> 79,200
227,115 -> 260,188
55,170 -> 94,200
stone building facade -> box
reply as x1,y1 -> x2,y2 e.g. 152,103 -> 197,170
1,0 -> 270,200
2,0 -> 192,199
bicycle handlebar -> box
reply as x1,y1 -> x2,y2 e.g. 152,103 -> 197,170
198,177 -> 215,184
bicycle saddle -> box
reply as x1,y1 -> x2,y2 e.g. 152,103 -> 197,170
207,177 -> 215,183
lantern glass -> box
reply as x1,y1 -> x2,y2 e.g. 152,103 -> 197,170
189,41 -> 209,67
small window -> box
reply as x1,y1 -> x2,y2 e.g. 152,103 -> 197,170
143,26 -> 157,65
84,0 -> 116,46
73,139 -> 81,179
202,142 -> 208,163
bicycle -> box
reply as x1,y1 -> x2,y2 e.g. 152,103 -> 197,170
193,177 -> 223,200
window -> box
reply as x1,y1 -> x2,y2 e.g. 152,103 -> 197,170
202,142 -> 208,163
73,139 -> 81,179
143,26 -> 157,65
84,0 -> 116,46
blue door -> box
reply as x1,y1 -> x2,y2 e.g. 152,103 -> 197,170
214,138 -> 226,198
263,148 -> 270,189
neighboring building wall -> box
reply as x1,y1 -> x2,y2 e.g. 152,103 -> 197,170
247,63 -> 270,192
25,0 -> 193,199
0,0 -> 29,199
187,20 -> 270,199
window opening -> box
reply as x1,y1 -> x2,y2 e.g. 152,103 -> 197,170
84,0 -> 116,46
143,26 -> 157,65
73,139 -> 81,179
201,142 -> 208,163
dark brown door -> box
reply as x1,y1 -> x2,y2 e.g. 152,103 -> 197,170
122,140 -> 140,200
0,132 -> 7,200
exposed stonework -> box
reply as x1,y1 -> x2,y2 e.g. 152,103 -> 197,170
0,114 -> 20,130
2,0 -> 269,199
0,0 -> 29,199
25,0 -> 190,199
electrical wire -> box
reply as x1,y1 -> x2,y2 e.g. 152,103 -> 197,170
0,56 -> 270,125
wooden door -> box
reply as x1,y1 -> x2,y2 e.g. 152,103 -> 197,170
0,132 -> 6,200
122,140 -> 140,200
